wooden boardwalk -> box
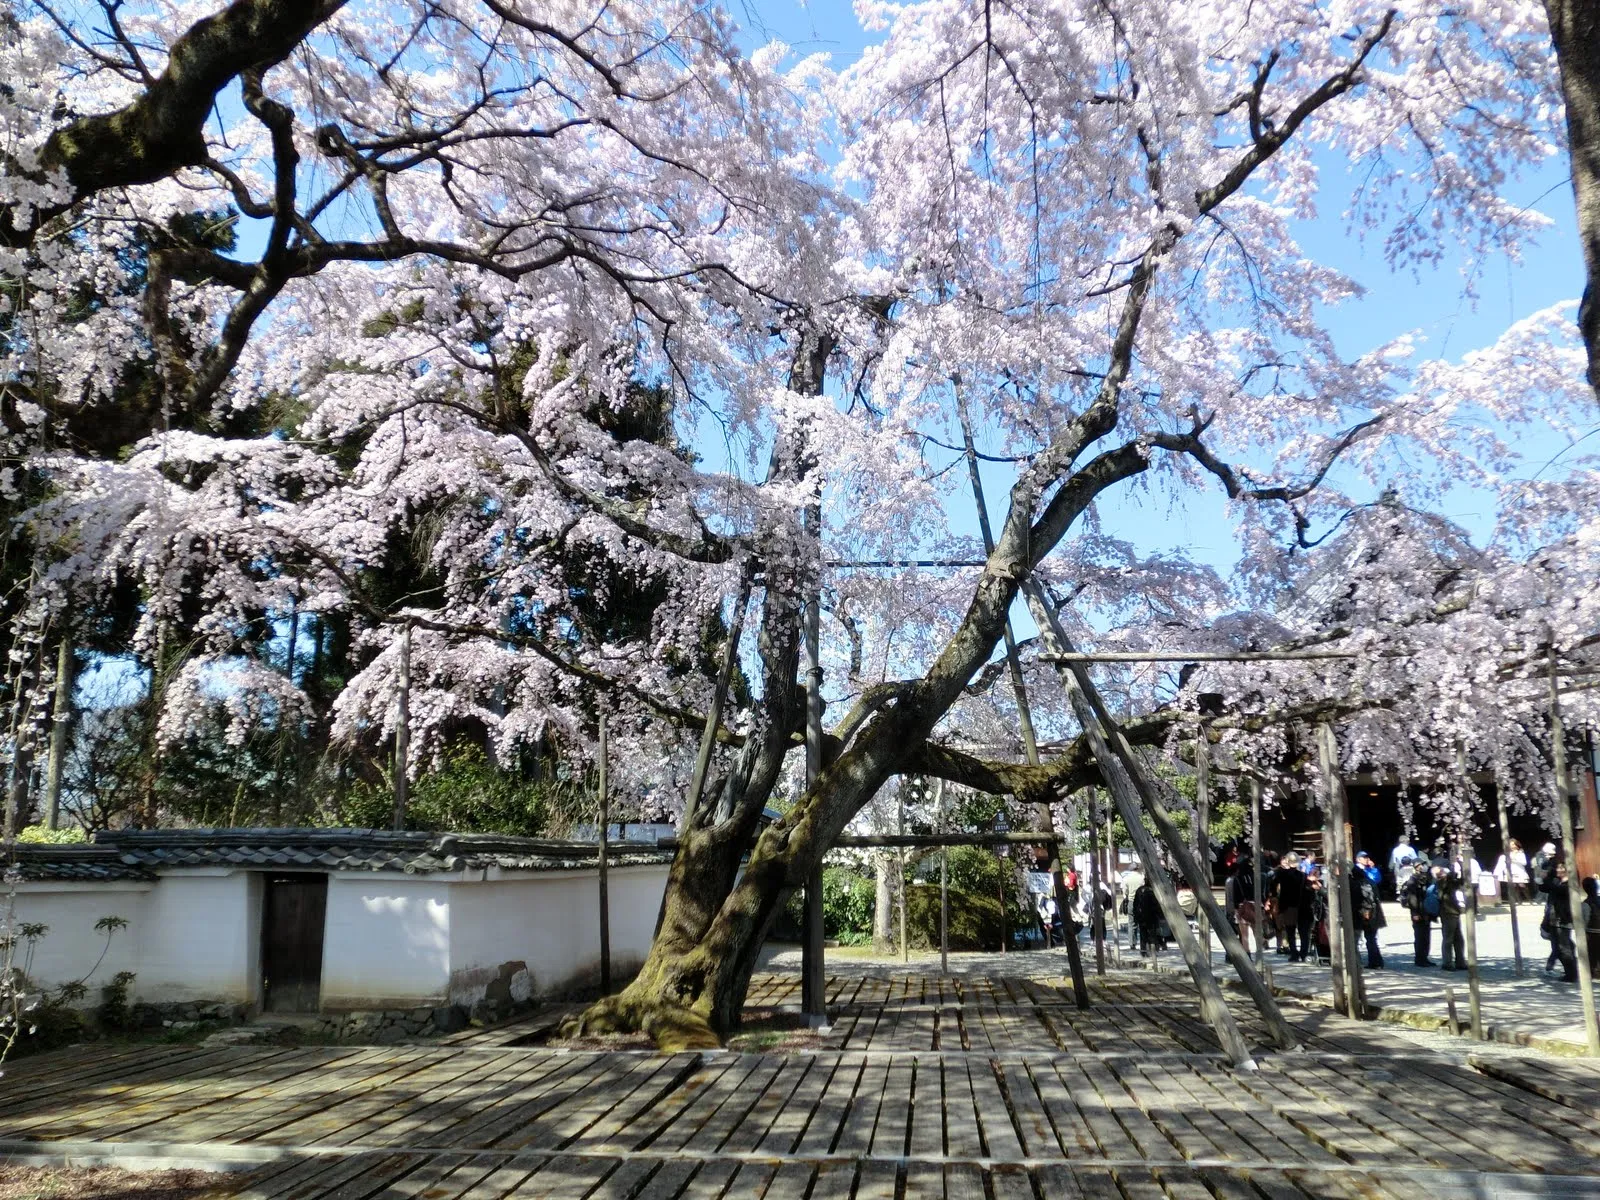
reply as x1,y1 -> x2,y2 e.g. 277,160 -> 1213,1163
5,969 -> 1600,1198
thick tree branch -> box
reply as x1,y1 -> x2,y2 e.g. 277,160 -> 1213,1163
5,0 -> 345,244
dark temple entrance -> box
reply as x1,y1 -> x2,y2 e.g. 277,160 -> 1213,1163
261,873 -> 328,1013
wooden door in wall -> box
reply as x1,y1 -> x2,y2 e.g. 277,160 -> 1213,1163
262,873 -> 328,1013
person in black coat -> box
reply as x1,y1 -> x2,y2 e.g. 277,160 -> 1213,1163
1273,855 -> 1308,962
1399,861 -> 1434,966
1435,864 -> 1466,972
1541,861 -> 1579,983
1584,876 -> 1600,973
1132,881 -> 1164,956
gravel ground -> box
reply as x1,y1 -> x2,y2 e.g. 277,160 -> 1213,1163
0,1166 -> 229,1200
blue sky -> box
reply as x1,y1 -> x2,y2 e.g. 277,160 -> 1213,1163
727,1 -> 1591,573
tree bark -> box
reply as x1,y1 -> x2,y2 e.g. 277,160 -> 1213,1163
1547,0 -> 1600,401
3,0 -> 346,246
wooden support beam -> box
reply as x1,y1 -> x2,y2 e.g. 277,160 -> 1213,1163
1549,644 -> 1600,1056
1022,593 -> 1258,1065
598,712 -> 611,996
1088,786 -> 1107,975
1495,774 -> 1525,977
801,583 -> 826,1026
1318,722 -> 1364,1019
1027,585 -> 1300,1057
391,621 -> 411,833
957,394 -> 1089,1008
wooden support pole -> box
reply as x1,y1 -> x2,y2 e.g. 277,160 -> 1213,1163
1088,786 -> 1107,975
1248,778 -> 1270,985
684,572 -> 754,827
957,394 -> 1088,1006
898,785 -> 908,964
1549,645 -> 1600,1056
1026,583 -> 1298,1057
1195,738 -> 1212,961
1454,750 -> 1483,1039
598,712 -> 611,996
1024,606 -> 1256,1064
1317,722 -> 1365,1019
801,585 -> 827,1026
937,778 -> 950,976
1495,777 -> 1525,977
1108,811 -> 1122,965
391,621 -> 411,832
43,638 -> 74,831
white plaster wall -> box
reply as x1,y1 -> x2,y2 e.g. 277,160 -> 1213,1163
9,883 -> 149,1001
135,871 -> 257,1004
446,864 -> 668,1002
320,875 -> 452,1009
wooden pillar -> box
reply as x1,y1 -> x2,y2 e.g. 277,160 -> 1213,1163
43,638 -> 74,831
1317,721 -> 1365,1018
1107,811 -> 1122,965
1025,600 -> 1269,1064
937,778 -> 950,975
1454,749 -> 1483,1038
1248,778 -> 1270,984
801,588 -> 827,1026
391,621 -> 411,832
956,394 -> 1087,1006
1549,645 -> 1600,1055
898,785 -> 909,964
1033,604 -> 1297,1051
1195,738 -> 1212,961
683,574 -> 753,827
1088,786 -> 1107,975
598,712 -> 611,995
1495,777 -> 1525,977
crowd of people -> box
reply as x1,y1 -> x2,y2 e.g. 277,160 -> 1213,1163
1052,833 -> 1600,986
1086,835 -> 1600,984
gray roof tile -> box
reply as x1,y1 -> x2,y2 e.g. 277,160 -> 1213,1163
8,828 -> 673,879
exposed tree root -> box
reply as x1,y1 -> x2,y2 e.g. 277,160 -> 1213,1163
561,992 -> 721,1052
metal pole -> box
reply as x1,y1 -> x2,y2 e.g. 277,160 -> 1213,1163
937,778 -> 949,975
43,638 -> 74,831
1549,644 -> 1600,1055
598,712 -> 611,995
801,586 -> 827,1026
1088,786 -> 1106,975
391,621 -> 411,832
1495,777 -> 1525,977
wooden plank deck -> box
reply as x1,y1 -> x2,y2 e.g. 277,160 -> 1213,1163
6,968 -> 1600,1199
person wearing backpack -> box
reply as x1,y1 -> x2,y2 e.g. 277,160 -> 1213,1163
1433,864 -> 1466,971
1540,860 -> 1579,983
1351,858 -> 1386,969
1399,860 -> 1434,966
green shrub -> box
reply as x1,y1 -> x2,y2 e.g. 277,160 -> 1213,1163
17,824 -> 86,844
780,866 -> 875,943
907,885 -> 1005,951
343,743 -> 564,835
99,971 -> 136,1033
